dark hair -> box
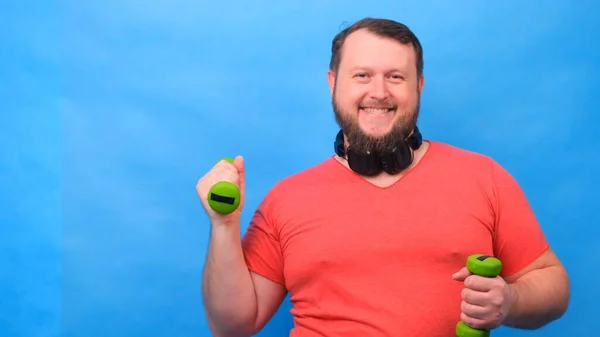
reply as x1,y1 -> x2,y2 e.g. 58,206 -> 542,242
329,18 -> 424,78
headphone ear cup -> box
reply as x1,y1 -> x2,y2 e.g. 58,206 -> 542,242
408,126 -> 423,149
347,148 -> 382,176
381,144 -> 413,175
334,130 -> 346,156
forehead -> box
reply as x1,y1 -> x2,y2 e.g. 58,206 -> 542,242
339,29 -> 416,72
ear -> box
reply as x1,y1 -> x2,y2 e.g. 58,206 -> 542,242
418,74 -> 425,92
327,69 -> 336,96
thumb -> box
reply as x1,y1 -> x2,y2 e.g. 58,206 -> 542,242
452,267 -> 471,281
233,155 -> 245,194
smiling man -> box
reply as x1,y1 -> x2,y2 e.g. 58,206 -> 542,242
198,17 -> 570,337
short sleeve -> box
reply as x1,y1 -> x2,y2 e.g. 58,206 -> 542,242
241,194 -> 285,286
490,160 -> 550,277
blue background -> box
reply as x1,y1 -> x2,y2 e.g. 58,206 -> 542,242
1,0 -> 598,336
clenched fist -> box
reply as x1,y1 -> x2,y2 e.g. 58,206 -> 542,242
453,267 -> 515,330
196,155 -> 246,225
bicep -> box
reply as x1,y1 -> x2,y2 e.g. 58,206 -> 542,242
241,189 -> 288,332
251,271 -> 287,332
503,248 -> 565,284
489,160 -> 550,277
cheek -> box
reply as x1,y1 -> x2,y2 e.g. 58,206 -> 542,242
349,87 -> 370,104
337,87 -> 366,107
392,88 -> 418,106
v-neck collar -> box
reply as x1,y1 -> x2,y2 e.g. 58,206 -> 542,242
328,140 -> 435,190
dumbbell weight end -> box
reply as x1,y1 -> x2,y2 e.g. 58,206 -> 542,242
207,157 -> 241,214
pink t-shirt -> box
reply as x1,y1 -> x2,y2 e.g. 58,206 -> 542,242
242,141 -> 549,336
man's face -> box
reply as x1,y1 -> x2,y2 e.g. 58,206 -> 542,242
328,29 -> 424,154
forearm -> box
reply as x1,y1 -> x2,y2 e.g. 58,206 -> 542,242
503,265 -> 570,329
202,221 -> 257,337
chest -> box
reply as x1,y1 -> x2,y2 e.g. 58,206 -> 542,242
278,182 -> 496,292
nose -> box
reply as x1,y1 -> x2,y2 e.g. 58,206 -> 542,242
369,75 -> 389,100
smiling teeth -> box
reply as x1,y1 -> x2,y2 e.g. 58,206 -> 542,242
362,108 -> 390,114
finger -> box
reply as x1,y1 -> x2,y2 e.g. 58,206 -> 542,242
460,312 -> 490,330
461,288 -> 489,306
464,275 -> 497,292
215,158 -> 232,169
452,267 -> 471,281
216,158 -> 237,171
461,300 -> 488,320
214,159 -> 240,180
198,161 -> 238,189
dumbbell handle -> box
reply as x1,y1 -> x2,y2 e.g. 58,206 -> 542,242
207,158 -> 241,215
455,254 -> 503,337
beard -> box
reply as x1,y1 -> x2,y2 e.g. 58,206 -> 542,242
332,91 -> 420,155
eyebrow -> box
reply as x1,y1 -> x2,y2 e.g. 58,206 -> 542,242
348,66 -> 407,75
348,66 -> 371,72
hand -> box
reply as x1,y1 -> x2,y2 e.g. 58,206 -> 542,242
452,267 -> 515,330
196,155 -> 246,224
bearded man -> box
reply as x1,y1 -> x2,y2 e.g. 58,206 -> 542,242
197,17 -> 570,337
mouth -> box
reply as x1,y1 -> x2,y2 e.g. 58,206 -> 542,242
359,107 -> 396,115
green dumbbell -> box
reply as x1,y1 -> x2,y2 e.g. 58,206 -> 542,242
456,254 -> 503,337
207,157 -> 241,215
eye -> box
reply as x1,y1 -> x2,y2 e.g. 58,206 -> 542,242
389,74 -> 404,80
353,73 -> 370,81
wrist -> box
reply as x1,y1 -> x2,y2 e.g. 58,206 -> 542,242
503,283 -> 521,325
210,217 -> 241,236
210,213 -> 241,227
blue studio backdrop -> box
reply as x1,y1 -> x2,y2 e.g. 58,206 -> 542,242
1,1 -> 599,336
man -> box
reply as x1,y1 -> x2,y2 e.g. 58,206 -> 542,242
197,17 -> 570,337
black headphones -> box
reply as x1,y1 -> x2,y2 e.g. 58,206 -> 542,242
334,126 -> 423,176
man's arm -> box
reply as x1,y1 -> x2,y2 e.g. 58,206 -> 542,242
485,159 -> 570,329
502,248 -> 570,329
203,222 -> 287,337
198,156 -> 287,336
